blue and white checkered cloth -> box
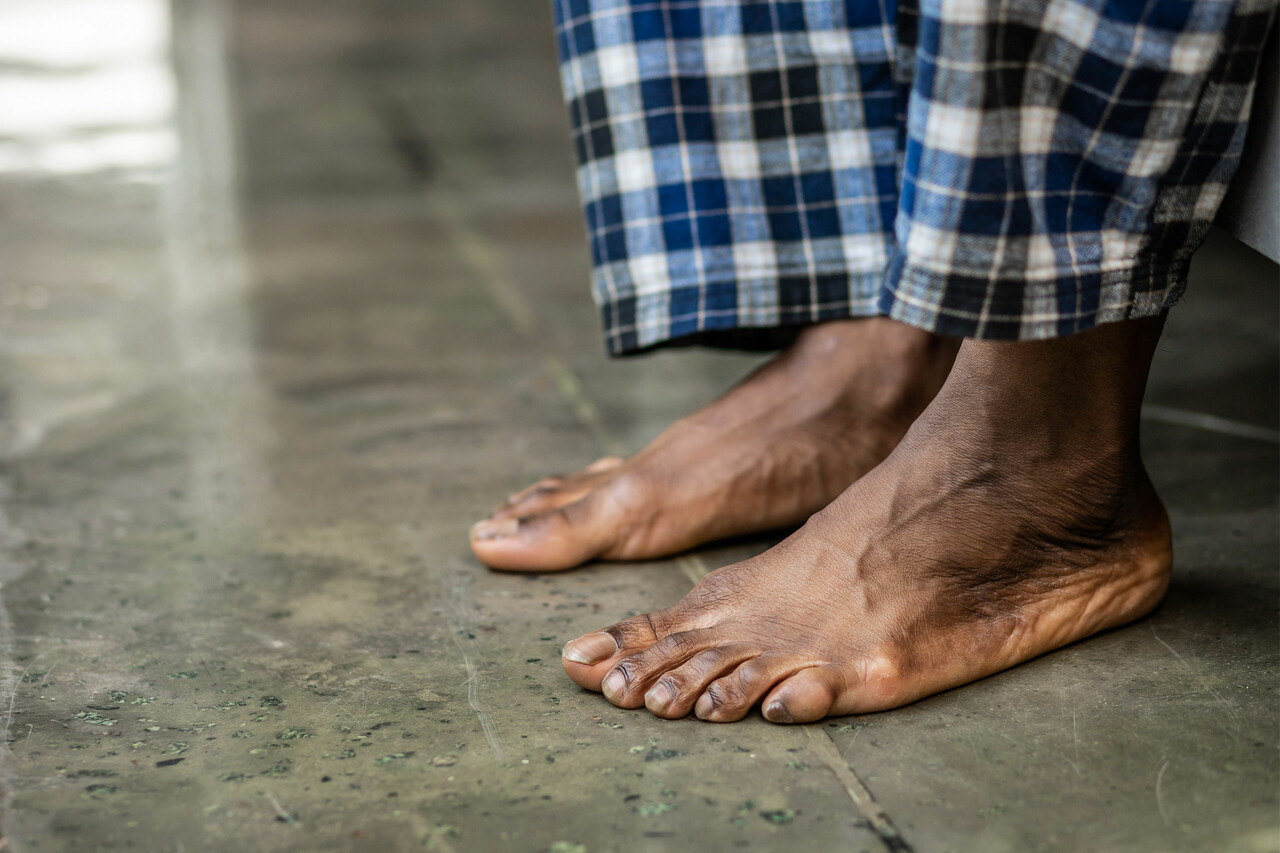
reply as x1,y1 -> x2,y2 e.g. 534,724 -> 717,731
553,0 -> 1276,355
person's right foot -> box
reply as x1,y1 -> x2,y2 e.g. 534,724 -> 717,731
470,318 -> 959,571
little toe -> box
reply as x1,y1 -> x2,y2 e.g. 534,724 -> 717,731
643,645 -> 760,719
695,654 -> 813,722
760,666 -> 843,724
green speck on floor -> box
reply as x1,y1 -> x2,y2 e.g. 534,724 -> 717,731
787,761 -> 809,771
131,742 -> 146,749
547,843 -> 586,853
219,772 -> 247,782
834,723 -> 866,734
260,696 -> 282,707
74,711 -> 117,726
980,805 -> 1007,818
82,784 -> 117,797
76,769 -> 118,778
760,809 -> 796,825
130,697 -> 155,705
107,690 -> 128,703
169,742 -> 188,755
643,748 -> 682,762
376,752 -> 414,765
167,672 -> 198,679
232,731 -> 252,739
597,721 -> 623,730
276,728 -> 314,740
636,802 -> 675,818
628,746 -> 644,754
262,763 -> 290,777
323,749 -> 357,760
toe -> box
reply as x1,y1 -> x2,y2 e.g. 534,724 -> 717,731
643,645 -> 760,719
470,495 -> 618,572
501,475 -> 566,509
487,483 -> 595,524
593,629 -> 721,709
488,472 -> 607,522
584,455 -> 625,474
493,456 -> 623,518
760,666 -> 844,723
695,654 -> 814,722
561,612 -> 662,692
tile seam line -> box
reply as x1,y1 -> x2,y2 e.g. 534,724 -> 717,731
432,189 -> 912,851
1140,404 -> 1280,444
426,190 -> 626,458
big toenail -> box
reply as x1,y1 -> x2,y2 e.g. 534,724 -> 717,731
471,517 -> 519,540
763,700 -> 793,724
601,669 -> 627,700
694,692 -> 716,719
561,632 -> 618,665
645,681 -> 674,712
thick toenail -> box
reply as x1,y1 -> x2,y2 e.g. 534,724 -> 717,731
645,681 -> 674,712
471,517 -> 519,540
763,700 -> 793,724
601,669 -> 627,701
694,692 -> 716,719
561,632 -> 618,665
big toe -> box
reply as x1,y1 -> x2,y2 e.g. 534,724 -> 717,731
561,614 -> 662,692
470,495 -> 619,572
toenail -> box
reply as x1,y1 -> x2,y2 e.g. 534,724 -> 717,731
601,669 -> 627,701
694,692 -> 716,720
763,700 -> 793,724
645,681 -> 674,712
471,517 -> 519,540
561,632 -> 618,665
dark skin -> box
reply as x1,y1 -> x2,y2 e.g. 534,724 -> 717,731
474,315 -> 1173,722
472,317 -> 960,570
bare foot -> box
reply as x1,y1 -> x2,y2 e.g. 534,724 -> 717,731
559,316 -> 1173,721
470,318 -> 959,571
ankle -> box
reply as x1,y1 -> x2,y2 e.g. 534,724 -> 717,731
789,318 -> 959,417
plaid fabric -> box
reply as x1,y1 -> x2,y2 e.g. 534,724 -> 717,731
553,0 -> 1277,355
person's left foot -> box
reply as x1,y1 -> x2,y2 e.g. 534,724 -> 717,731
558,317 -> 1174,721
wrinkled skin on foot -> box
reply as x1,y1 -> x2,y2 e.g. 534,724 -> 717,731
471,318 -> 958,571
559,317 -> 1174,722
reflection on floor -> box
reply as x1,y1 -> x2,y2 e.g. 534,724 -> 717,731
1,1 -> 1276,851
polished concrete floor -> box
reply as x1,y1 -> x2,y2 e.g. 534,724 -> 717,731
1,2 -> 1277,851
